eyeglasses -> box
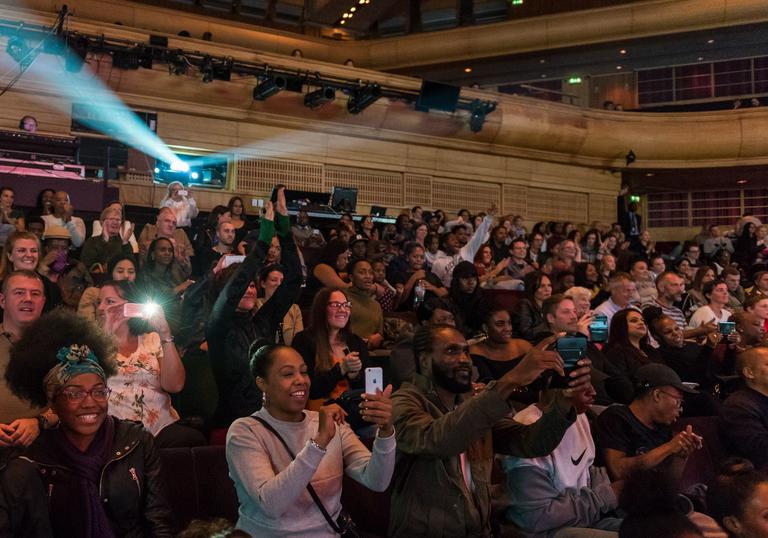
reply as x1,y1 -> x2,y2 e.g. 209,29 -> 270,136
657,389 -> 684,408
59,387 -> 112,403
327,301 -> 352,310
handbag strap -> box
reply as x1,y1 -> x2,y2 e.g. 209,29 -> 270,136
250,416 -> 342,534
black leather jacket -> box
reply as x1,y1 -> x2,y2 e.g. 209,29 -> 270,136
0,418 -> 172,538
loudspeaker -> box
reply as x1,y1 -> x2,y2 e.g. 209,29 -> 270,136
416,80 -> 460,112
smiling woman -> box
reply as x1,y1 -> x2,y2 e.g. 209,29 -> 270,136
0,309 -> 173,537
225,343 -> 395,537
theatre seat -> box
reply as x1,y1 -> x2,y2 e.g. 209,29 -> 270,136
482,289 -> 523,313
160,445 -> 389,536
673,416 -> 724,489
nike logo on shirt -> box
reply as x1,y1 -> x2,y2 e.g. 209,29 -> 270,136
571,448 -> 587,466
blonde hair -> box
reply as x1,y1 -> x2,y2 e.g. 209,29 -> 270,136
0,231 -> 41,279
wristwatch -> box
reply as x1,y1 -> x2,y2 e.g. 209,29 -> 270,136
36,414 -> 49,431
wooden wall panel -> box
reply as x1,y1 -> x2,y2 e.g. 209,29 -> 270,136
589,193 -> 617,226
527,187 -> 588,223
235,157 -> 324,195
503,184 -> 528,217
324,166 -> 403,207
432,178 -> 501,214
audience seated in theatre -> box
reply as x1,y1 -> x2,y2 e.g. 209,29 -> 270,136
33,188 -> 54,217
734,222 -> 760,269
0,230 -> 62,311
470,305 -> 532,384
369,258 -> 398,313
225,344 -> 395,537
649,254 -> 667,280
349,236 -> 368,262
681,265 -> 716,319
38,226 -> 92,309
514,271 -> 553,341
507,237 -> 535,281
78,253 -> 138,322
593,272 -> 637,330
744,294 -> 768,333
391,242 -> 445,311
702,224 -> 734,258
206,191 -> 300,426
389,324 -> 591,537
603,309 -> 659,404
0,270 -> 50,447
160,181 -> 198,234
527,231 -> 546,268
747,271 -> 768,301
40,191 -> 86,248
706,459 -> 768,538
196,219 -> 237,276
535,294 -> 618,405
291,287 -> 370,409
97,280 -> 205,448
689,279 -> 732,330
138,237 -> 193,333
645,271 -> 717,340
430,204 -> 494,287
0,310 -> 173,537
80,206 -> 135,273
302,238 -> 350,305
564,286 -> 594,319
722,267 -> 745,311
720,347 -> 768,472
255,262 -> 303,346
344,259 -> 384,350
90,201 -> 139,253
502,383 -> 623,536
594,363 -> 702,481
389,296 -> 456,389
191,205 -> 231,274
573,262 -> 602,302
0,186 -> 24,235
629,258 -> 657,305
25,215 -> 44,240
448,261 -> 485,336
227,195 -> 253,246
139,206 -> 194,275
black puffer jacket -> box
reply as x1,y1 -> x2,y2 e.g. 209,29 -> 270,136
206,216 -> 302,425
0,418 -> 172,537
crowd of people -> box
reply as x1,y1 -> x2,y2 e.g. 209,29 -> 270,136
1,180 -> 768,537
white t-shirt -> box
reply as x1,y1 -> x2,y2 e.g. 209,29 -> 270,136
688,305 -> 730,329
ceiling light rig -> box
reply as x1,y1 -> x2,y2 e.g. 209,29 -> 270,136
1,21 -> 496,128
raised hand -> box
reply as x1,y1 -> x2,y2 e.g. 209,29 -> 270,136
503,333 -> 565,388
275,185 -> 288,216
360,385 -> 394,436
120,222 -> 135,245
264,201 -> 275,222
341,351 -> 362,378
315,404 -> 348,448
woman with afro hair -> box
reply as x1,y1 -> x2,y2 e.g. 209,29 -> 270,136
0,308 -> 172,537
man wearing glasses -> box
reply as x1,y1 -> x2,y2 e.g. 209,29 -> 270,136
593,363 -> 702,481
388,324 -> 592,537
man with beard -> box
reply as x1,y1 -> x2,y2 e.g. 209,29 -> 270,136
644,271 -> 716,340
388,324 -> 592,537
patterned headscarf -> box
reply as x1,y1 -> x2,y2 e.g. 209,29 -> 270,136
43,344 -> 107,401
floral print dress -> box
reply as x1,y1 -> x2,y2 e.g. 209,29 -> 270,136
108,332 -> 179,436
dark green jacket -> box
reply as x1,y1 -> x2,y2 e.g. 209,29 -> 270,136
389,374 -> 575,537
80,235 -> 133,272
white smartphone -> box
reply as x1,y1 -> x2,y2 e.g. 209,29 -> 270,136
222,255 -> 246,268
177,189 -> 188,196
365,367 -> 383,395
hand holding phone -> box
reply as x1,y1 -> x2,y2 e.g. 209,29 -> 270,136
365,367 -> 383,395
222,255 -> 246,268
549,336 -> 588,389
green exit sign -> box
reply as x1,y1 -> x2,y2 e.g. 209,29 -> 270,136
630,195 -> 641,203
511,0 -> 524,5
568,76 -> 582,84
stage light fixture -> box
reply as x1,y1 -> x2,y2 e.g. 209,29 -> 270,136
253,75 -> 288,100
113,46 -> 152,70
167,50 -> 188,76
65,36 -> 89,72
468,99 -> 497,133
6,35 -> 30,66
200,56 -> 214,83
347,83 -> 381,114
304,86 -> 336,109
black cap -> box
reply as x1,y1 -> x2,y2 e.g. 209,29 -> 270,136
635,363 -> 698,394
